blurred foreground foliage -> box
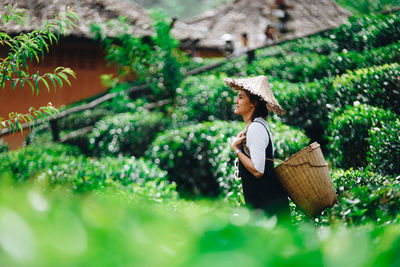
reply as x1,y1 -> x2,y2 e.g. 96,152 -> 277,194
0,179 -> 400,266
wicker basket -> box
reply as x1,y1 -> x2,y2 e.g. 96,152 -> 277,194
274,142 -> 337,217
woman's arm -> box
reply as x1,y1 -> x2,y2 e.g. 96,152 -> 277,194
231,131 -> 264,178
237,151 -> 264,178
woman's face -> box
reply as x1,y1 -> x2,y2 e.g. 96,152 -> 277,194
234,90 -> 255,117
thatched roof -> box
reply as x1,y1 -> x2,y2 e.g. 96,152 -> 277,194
1,0 -> 153,38
172,0 -> 351,50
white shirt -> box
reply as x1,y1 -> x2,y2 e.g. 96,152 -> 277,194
245,117 -> 274,174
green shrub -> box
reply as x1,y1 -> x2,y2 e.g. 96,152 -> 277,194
207,56 -> 249,76
255,36 -> 338,60
56,90 -> 148,131
334,13 -> 400,51
316,168 -> 400,225
147,120 -> 309,199
368,118 -> 400,176
89,110 -> 166,157
0,143 -> 81,182
57,97 -> 151,154
57,107 -> 112,131
0,138 -> 9,153
0,143 -> 177,200
270,80 -> 333,146
255,52 -> 323,82
332,63 -> 400,115
257,41 -> 400,82
286,36 -> 339,55
326,104 -> 397,169
146,121 -> 241,197
172,74 -> 236,125
269,63 -> 399,149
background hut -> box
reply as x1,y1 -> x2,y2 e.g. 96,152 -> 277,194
172,0 -> 351,57
0,0 -> 152,148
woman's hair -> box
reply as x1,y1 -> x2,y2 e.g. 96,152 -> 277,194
245,90 -> 269,120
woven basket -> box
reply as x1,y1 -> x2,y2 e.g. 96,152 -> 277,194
274,142 -> 337,217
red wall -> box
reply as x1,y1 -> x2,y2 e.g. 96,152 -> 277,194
0,37 -> 118,149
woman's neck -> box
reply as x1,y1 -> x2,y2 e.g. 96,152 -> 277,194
242,113 -> 253,125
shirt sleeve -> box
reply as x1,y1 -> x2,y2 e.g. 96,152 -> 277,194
246,122 -> 269,174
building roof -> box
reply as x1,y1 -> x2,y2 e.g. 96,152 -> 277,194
171,0 -> 351,50
1,0 -> 153,38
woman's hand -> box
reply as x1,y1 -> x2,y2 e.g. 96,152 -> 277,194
231,130 -> 263,178
231,130 -> 246,151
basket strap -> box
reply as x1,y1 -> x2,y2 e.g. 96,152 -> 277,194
266,158 -> 328,167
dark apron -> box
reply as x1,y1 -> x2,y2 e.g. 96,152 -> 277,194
238,121 -> 290,219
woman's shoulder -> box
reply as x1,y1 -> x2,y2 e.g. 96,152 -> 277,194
248,118 -> 269,134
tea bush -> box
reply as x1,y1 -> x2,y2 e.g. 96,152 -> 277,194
334,13 -> 400,51
256,41 -> 400,82
57,107 -> 112,131
0,143 -> 82,182
172,74 -> 236,125
58,97 -> 150,154
0,138 -> 9,153
0,143 -> 177,200
56,90 -> 148,131
368,118 -> 400,176
270,80 -> 333,146
316,168 -> 400,225
89,110 -> 166,158
146,120 -> 309,198
332,63 -> 400,115
326,104 -> 397,169
263,63 -> 400,148
255,36 -> 338,59
146,121 -> 241,197
207,56 -> 249,76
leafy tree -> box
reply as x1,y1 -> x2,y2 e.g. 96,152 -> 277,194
0,5 -> 78,133
91,10 -> 183,102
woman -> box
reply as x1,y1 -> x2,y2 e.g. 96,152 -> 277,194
224,76 -> 290,219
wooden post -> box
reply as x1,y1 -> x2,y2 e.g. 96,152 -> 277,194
50,119 -> 60,142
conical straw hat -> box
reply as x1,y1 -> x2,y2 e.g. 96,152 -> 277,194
224,75 -> 286,115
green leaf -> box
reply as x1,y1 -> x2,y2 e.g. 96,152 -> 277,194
9,120 -> 15,133
42,108 -> 57,118
11,79 -> 19,90
26,80 -> 35,94
48,32 -> 57,45
34,76 -> 40,95
41,78 -> 50,92
20,76 -> 28,89
15,119 -> 23,133
20,115 -> 29,124
48,75 -> 57,89
58,72 -> 71,86
62,68 -> 76,79
54,75 -> 63,88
